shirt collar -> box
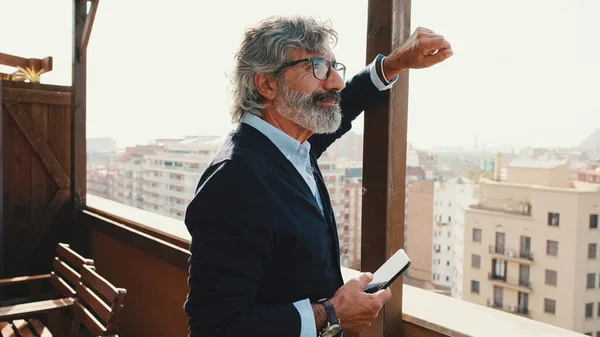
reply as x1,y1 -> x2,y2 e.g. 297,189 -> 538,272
241,112 -> 311,161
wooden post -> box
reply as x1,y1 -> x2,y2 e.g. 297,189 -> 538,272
72,0 -> 88,209
71,0 -> 90,256
0,80 -> 4,278
361,0 -> 411,336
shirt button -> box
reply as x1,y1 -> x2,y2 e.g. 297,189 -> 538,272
299,149 -> 305,155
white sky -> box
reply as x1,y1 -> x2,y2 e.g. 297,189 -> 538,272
1,0 -> 598,149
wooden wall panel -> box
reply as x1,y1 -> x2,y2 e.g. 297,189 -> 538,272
401,321 -> 448,337
91,230 -> 190,337
1,80 -> 72,277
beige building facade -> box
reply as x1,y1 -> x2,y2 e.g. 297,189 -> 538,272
463,159 -> 600,335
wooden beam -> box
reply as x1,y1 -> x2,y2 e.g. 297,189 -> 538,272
361,0 -> 411,336
72,0 -> 88,209
81,0 -> 99,62
0,53 -> 53,72
0,80 -> 4,278
2,87 -> 71,105
0,52 -> 29,68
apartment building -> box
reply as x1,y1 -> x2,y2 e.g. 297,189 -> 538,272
318,156 -> 346,222
87,166 -> 115,199
579,167 -> 600,185
404,179 -> 437,290
141,136 -> 222,220
406,147 -> 438,179
404,167 -> 427,252
433,179 -> 455,289
433,176 -> 477,293
340,177 -> 362,269
449,177 -> 478,299
113,144 -> 162,209
463,159 -> 600,335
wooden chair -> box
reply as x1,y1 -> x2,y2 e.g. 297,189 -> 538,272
1,264 -> 127,337
0,243 -> 95,337
67,264 -> 126,337
0,243 -> 94,319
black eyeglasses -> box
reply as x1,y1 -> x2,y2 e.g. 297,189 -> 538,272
279,57 -> 346,81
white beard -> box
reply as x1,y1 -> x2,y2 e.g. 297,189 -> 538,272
273,80 -> 342,134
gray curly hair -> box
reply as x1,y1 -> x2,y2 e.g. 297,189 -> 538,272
230,15 -> 338,123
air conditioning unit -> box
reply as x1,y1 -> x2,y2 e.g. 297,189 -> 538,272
487,298 -> 494,307
507,305 -> 517,313
505,251 -> 514,257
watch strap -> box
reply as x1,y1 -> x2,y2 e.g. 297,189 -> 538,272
321,300 -> 339,325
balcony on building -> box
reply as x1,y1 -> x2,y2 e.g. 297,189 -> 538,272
488,272 -> 533,294
486,298 -> 530,317
469,203 -> 532,218
488,245 -> 534,264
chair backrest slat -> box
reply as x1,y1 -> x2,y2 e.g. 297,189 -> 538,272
52,257 -> 79,286
81,265 -> 118,303
57,243 -> 94,269
72,301 -> 106,336
49,273 -> 76,298
75,282 -> 112,324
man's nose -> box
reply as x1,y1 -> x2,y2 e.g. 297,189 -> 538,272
323,68 -> 345,92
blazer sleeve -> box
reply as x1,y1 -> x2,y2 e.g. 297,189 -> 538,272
308,67 -> 390,159
184,160 -> 302,337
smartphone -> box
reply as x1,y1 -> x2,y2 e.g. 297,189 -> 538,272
363,249 -> 411,294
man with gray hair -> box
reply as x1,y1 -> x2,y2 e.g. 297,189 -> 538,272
184,15 -> 452,337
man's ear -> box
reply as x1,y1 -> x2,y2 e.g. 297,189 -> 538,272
254,72 -> 277,101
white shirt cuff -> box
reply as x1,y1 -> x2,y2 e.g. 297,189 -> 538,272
293,298 -> 317,337
368,55 -> 398,91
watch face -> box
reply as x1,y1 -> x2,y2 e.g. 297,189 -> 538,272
322,324 -> 342,337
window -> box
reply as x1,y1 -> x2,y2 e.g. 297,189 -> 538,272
446,261 -> 450,266
586,303 -> 593,318
472,228 -> 482,242
591,214 -> 599,229
589,243 -> 597,259
544,298 -> 556,314
471,254 -> 481,269
546,240 -> 558,256
545,269 -> 557,286
471,280 -> 480,294
548,212 -> 560,226
587,273 -> 596,289
492,259 -> 507,279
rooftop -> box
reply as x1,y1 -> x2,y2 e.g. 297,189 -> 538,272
480,177 -> 600,193
508,159 -> 568,169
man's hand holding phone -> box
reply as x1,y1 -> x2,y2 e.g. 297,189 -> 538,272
329,273 -> 392,332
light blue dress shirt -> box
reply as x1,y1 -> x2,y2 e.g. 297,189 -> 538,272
241,56 -> 397,337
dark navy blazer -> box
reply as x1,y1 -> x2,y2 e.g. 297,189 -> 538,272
184,66 -> 390,337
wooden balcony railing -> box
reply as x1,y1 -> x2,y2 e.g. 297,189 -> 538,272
81,197 -> 585,337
